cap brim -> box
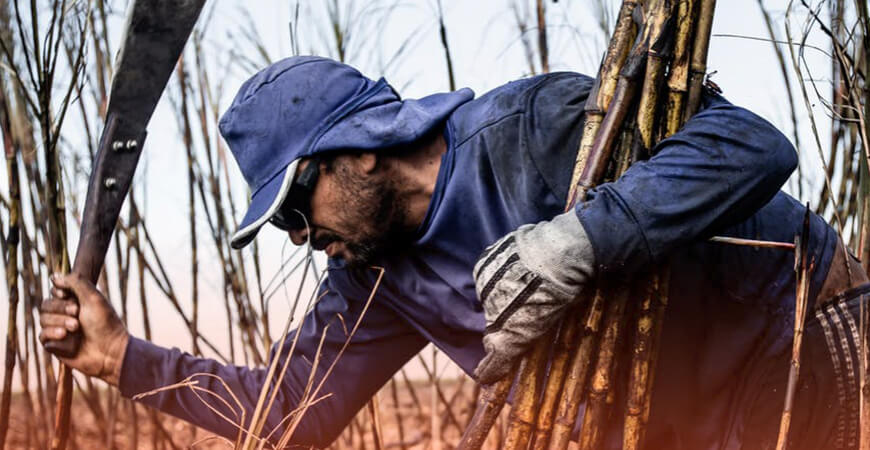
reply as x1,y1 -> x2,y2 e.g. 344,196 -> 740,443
231,159 -> 300,249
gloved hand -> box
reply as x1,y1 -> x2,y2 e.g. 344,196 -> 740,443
472,211 -> 595,384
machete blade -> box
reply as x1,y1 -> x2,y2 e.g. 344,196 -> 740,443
46,0 -> 205,358
108,0 -> 205,129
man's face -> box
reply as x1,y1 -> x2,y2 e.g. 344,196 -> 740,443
286,155 -> 412,268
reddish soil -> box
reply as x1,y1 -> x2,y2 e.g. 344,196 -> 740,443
4,378 -> 561,449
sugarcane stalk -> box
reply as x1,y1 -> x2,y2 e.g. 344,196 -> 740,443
457,367 -> 516,449
635,0 -> 675,155
623,269 -> 669,450
0,80 -> 21,450
577,285 -> 632,450
626,5 -> 717,449
460,5 -> 643,449
665,0 -> 696,137
775,206 -> 813,450
368,397 -> 384,450
615,114 -> 638,176
547,289 -> 607,450
528,14 -> 644,448
530,310 -> 581,450
684,0 -> 717,118
573,4 -> 674,447
621,2 -> 682,447
536,0 -> 549,74
571,11 -> 654,206
389,378 -> 407,450
470,0 -> 649,447
503,333 -> 555,449
859,2 -> 870,441
709,236 -> 796,250
467,0 -> 715,448
568,0 -> 641,206
47,101 -> 73,450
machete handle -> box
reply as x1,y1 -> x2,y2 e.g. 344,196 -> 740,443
44,115 -> 146,358
43,0 -> 205,360
44,267 -> 89,358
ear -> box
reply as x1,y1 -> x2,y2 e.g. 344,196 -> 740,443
357,152 -> 378,174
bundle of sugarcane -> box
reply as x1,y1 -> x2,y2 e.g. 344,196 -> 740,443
458,0 -> 717,449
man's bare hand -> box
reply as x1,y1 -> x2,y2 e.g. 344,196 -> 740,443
39,273 -> 129,386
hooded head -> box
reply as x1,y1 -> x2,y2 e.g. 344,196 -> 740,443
219,56 -> 473,249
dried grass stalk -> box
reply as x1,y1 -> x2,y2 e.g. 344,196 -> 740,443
774,207 -> 813,450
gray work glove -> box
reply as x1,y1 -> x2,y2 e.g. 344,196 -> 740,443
472,211 -> 595,384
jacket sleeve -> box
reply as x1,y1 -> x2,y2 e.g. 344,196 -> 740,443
575,94 -> 798,275
118,272 -> 427,447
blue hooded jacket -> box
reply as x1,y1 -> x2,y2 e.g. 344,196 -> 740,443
119,71 -> 838,448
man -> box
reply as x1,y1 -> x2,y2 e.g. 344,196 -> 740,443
40,56 -> 867,449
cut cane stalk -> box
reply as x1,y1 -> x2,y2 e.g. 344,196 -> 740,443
518,14 -> 643,450
524,14 -> 644,443
464,1 -> 717,448
709,236 -> 796,250
635,0 -> 675,155
621,2 -> 679,448
572,8 -> 654,205
457,368 -> 516,449
664,0 -> 696,137
577,285 -> 632,450
623,3 -> 715,447
685,0 -> 717,118
547,289 -> 607,450
623,269 -> 669,450
531,311 -> 582,450
460,5 -> 644,449
503,335 -> 553,449
567,0 -> 643,208
494,1 -> 650,447
575,3 -> 674,445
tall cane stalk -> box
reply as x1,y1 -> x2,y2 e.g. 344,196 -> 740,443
0,76 -> 22,450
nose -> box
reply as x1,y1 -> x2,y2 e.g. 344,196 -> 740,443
288,228 -> 307,246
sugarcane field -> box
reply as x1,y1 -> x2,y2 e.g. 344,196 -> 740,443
1,0 -> 869,448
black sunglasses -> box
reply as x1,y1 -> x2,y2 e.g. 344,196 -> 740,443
269,157 -> 320,232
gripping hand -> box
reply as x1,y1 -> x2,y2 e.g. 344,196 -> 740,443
472,211 -> 595,384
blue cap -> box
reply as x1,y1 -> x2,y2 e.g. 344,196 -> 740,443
219,56 -> 474,249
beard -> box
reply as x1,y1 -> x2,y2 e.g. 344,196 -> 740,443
326,160 -> 414,268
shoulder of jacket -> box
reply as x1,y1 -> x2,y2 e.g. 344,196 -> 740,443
448,72 -> 591,148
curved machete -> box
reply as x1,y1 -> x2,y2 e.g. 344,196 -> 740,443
46,0 -> 206,357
